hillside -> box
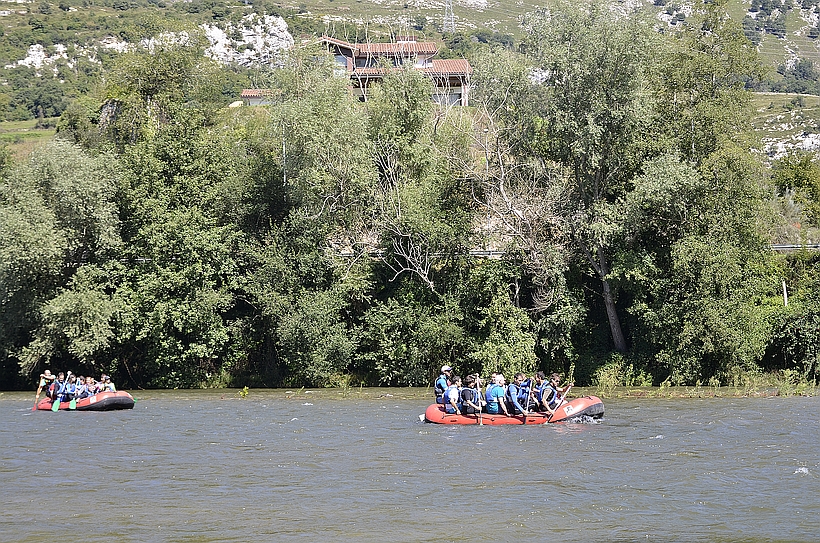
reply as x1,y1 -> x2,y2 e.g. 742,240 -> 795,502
3,0 -> 820,154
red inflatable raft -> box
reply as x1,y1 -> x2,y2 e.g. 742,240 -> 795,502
424,395 -> 604,425
36,391 -> 135,411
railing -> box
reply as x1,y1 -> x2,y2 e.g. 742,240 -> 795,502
770,244 -> 820,252
334,246 -> 820,258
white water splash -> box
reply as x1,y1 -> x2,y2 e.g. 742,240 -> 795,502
794,467 -> 809,475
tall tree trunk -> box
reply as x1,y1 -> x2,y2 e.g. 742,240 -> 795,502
577,240 -> 629,353
587,245 -> 627,353
601,277 -> 627,353
596,247 -> 627,353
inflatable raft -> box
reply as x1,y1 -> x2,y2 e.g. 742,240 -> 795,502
36,391 -> 135,411
424,395 -> 604,425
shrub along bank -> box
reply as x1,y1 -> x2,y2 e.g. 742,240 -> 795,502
2,0 -> 820,391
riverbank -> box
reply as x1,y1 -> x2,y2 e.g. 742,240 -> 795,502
2,382 -> 815,402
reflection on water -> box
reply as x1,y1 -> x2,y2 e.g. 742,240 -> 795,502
1,389 -> 819,542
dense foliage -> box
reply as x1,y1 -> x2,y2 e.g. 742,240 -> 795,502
2,0 -> 820,390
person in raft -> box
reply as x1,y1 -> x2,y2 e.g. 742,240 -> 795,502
443,375 -> 463,415
75,376 -> 96,399
50,372 -> 70,401
484,374 -> 510,416
505,372 -> 531,415
37,370 -> 56,395
460,374 -> 483,414
100,374 -> 116,392
63,374 -> 78,402
434,365 -> 452,404
529,371 -> 549,409
539,373 -> 573,415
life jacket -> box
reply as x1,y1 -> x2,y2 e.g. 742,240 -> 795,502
460,387 -> 480,413
444,384 -> 460,404
485,383 -> 500,404
534,380 -> 547,400
506,380 -> 530,403
63,383 -> 76,399
53,380 -> 67,399
460,387 -> 479,405
434,374 -> 448,398
543,385 -> 560,409
519,379 -> 532,400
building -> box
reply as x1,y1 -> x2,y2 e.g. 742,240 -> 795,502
321,36 -> 471,106
240,89 -> 275,106
240,36 -> 472,107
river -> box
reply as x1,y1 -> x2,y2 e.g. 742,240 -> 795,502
1,388 -> 818,542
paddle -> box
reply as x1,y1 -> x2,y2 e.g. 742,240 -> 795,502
521,377 -> 533,424
547,384 -> 573,423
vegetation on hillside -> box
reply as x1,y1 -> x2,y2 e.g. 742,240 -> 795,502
2,0 -> 820,390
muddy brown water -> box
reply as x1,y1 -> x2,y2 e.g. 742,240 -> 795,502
1,389 -> 818,542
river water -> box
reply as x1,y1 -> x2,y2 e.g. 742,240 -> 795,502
1,388 -> 818,542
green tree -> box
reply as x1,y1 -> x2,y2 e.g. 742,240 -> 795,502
99,29 -> 226,148
659,0 -> 764,164
366,67 -> 473,293
772,151 -> 820,223
1,140 -> 120,379
616,151 -> 778,383
520,1 -> 662,353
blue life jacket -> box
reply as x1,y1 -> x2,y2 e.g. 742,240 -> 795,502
506,383 -> 529,402
63,383 -> 76,399
53,380 -> 66,399
519,379 -> 532,400
485,384 -> 499,404
434,374 -> 448,398
506,382 -> 529,413
534,381 -> 549,404
460,387 -> 480,413
444,384 -> 461,413
543,385 -> 560,409
461,387 -> 479,404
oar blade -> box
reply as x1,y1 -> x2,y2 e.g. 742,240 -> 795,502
51,399 -> 60,412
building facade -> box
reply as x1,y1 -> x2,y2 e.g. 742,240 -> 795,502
321,36 -> 471,106
240,37 -> 472,107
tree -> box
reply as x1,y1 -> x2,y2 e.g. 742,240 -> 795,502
772,151 -> 820,223
99,29 -> 226,148
615,150 -> 778,383
366,66 -> 473,293
520,1 -> 662,353
659,0 -> 763,164
1,140 -> 121,380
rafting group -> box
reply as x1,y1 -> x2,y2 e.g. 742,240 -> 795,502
34,370 -> 117,409
435,366 -> 572,417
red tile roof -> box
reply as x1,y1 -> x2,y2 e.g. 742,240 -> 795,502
241,89 -> 273,98
425,59 -> 472,76
350,60 -> 472,78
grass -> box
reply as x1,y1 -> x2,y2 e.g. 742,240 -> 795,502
0,119 -> 58,159
589,371 -> 817,399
